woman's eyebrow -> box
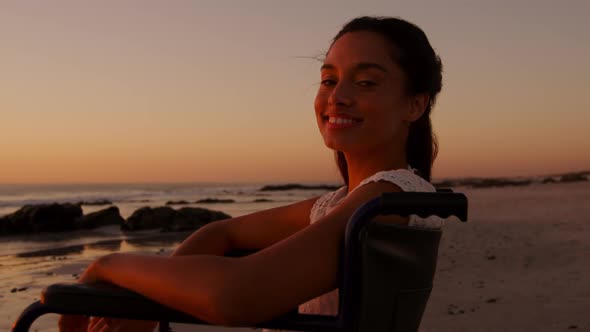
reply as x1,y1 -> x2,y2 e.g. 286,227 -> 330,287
320,62 -> 388,73
355,62 -> 388,73
320,64 -> 336,71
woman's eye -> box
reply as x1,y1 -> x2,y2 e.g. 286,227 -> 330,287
321,79 -> 337,87
357,80 -> 377,87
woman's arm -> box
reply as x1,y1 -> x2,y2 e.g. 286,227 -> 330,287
172,197 -> 318,256
82,181 -> 405,326
60,197 -> 320,331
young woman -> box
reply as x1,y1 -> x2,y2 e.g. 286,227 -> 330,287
59,15 -> 444,332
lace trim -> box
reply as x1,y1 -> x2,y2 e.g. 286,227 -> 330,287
354,169 -> 433,193
355,169 -> 443,228
309,187 -> 345,223
309,169 -> 443,228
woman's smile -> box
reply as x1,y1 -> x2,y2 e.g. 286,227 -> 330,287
322,114 -> 363,129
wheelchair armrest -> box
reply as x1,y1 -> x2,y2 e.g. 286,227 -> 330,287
41,283 -> 337,331
42,283 -> 204,323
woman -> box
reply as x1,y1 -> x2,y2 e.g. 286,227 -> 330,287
60,15 -> 443,332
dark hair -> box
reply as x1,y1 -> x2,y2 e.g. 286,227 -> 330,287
331,16 -> 442,183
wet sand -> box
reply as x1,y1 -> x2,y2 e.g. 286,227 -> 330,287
3,181 -> 590,331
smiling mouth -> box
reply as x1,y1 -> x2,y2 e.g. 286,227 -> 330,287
322,115 -> 363,127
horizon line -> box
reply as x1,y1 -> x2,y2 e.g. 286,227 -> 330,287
1,169 -> 588,186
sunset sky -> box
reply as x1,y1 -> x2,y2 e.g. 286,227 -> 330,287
1,0 -> 589,184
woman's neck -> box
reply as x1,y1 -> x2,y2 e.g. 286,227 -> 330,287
344,145 -> 407,193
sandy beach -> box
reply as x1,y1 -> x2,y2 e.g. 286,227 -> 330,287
3,181 -> 589,331
421,181 -> 590,331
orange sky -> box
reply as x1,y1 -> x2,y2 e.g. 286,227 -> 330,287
1,1 -> 589,184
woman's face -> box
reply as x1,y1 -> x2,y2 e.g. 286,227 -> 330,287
315,31 -> 417,155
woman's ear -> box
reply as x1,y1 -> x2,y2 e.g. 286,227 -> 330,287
406,94 -> 430,122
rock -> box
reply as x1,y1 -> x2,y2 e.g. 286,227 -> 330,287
76,200 -> 113,206
75,206 -> 125,229
163,207 -> 231,232
433,180 -> 459,188
194,198 -> 235,204
9,287 -> 27,293
447,304 -> 463,315
165,200 -> 190,205
470,179 -> 532,188
260,184 -> 340,191
560,173 -> 588,183
253,198 -> 273,203
122,206 -> 231,232
122,207 -> 176,231
0,203 -> 83,235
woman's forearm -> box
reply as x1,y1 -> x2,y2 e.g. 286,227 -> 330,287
172,221 -> 231,256
90,252 -> 242,324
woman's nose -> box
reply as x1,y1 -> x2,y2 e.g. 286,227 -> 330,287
328,81 -> 353,106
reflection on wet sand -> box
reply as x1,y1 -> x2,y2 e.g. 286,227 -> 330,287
17,245 -> 84,258
13,231 -> 192,259
124,231 -> 191,248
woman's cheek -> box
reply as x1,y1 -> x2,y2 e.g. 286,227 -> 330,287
314,91 -> 328,112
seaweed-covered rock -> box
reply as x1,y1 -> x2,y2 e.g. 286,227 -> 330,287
560,173 -> 588,183
165,200 -> 190,206
76,206 -> 125,229
195,198 -> 235,204
0,203 -> 83,235
253,198 -> 274,203
260,184 -> 340,191
165,207 -> 231,232
122,206 -> 230,232
470,179 -> 531,188
122,207 -> 176,231
76,200 -> 113,206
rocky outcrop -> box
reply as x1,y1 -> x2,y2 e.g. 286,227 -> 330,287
122,207 -> 230,232
0,203 -> 83,235
560,173 -> 588,183
122,207 -> 176,231
76,200 -> 113,206
433,178 -> 532,189
195,198 -> 235,204
259,184 -> 340,191
75,206 -> 125,229
253,198 -> 274,203
165,200 -> 190,205
0,203 -> 231,236
166,207 -> 231,232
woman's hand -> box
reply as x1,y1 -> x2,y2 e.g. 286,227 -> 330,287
58,314 -> 89,332
86,317 -> 157,332
58,255 -> 110,332
59,315 -> 157,332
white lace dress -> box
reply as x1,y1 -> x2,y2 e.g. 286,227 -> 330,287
262,167 -> 443,331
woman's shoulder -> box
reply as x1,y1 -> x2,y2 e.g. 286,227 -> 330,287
356,168 -> 436,193
355,168 -> 443,228
310,186 -> 347,223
